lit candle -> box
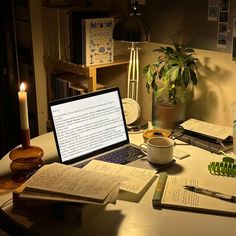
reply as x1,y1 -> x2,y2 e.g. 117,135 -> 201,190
18,83 -> 29,130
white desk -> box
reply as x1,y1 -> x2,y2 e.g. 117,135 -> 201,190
0,131 -> 235,236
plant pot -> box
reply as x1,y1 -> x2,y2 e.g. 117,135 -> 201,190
152,98 -> 186,130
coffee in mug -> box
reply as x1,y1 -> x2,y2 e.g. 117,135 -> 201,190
140,137 -> 174,164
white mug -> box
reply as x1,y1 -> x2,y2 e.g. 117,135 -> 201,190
140,137 -> 174,164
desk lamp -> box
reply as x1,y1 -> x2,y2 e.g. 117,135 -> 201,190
113,1 -> 150,130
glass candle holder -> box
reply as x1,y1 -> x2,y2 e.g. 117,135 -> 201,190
9,128 -> 44,183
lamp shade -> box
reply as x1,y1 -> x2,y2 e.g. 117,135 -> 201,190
113,15 -> 150,43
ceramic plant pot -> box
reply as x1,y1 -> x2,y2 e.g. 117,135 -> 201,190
152,99 -> 186,130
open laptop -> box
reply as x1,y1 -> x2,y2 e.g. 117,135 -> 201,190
49,87 -> 145,168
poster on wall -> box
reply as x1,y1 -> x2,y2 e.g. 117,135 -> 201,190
232,18 -> 236,60
217,0 -> 230,49
208,0 -> 219,21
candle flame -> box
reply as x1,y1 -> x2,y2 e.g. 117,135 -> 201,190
20,83 -> 26,92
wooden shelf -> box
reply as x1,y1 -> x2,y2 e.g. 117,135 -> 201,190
43,55 -> 129,92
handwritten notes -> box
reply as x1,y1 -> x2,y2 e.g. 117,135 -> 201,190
83,160 -> 156,194
23,163 -> 121,203
162,176 -> 200,207
22,161 -> 156,204
158,175 -> 236,215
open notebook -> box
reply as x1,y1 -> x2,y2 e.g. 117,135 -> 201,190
153,172 -> 236,216
49,87 -> 145,168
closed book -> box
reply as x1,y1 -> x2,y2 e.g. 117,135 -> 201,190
82,17 -> 114,66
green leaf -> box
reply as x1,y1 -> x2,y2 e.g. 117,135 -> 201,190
146,68 -> 154,86
182,68 -> 190,87
142,64 -> 150,74
154,87 -> 164,98
165,66 -> 179,81
151,78 -> 158,91
174,74 -> 181,86
165,47 -> 175,54
190,70 -> 197,85
146,83 -> 150,92
184,48 -> 194,53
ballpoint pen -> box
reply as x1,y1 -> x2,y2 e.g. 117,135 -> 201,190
184,185 -> 236,203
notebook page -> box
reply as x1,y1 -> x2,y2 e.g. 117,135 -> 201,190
83,160 -> 156,194
24,163 -> 121,201
161,176 -> 236,214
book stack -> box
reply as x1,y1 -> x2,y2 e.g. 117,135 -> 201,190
174,118 -> 233,154
13,186 -> 103,226
13,161 -> 156,224
51,72 -> 106,100
42,6 -> 110,64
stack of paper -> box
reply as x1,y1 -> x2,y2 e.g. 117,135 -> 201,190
174,118 -> 233,153
19,162 -> 121,205
18,161 -> 156,204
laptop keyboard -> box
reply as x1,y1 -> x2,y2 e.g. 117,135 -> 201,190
76,145 -> 146,168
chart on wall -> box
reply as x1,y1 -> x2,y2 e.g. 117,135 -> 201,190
142,0 -> 236,53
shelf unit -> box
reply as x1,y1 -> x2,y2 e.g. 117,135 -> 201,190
44,55 -> 129,99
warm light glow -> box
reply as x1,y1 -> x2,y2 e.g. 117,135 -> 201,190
20,83 -> 26,92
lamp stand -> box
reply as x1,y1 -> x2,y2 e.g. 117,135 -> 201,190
127,42 -> 140,101
125,42 -> 148,131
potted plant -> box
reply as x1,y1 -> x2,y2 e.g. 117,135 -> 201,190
143,43 -> 199,129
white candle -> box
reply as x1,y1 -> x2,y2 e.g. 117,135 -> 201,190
18,83 -> 29,130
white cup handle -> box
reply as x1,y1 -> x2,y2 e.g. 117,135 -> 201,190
140,143 -> 148,155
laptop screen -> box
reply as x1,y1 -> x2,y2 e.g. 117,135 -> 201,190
49,87 -> 129,164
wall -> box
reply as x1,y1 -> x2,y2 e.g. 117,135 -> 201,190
139,42 -> 236,127
142,0 -> 236,53
29,0 -> 47,134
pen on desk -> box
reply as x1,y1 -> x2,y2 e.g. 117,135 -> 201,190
184,185 -> 236,203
